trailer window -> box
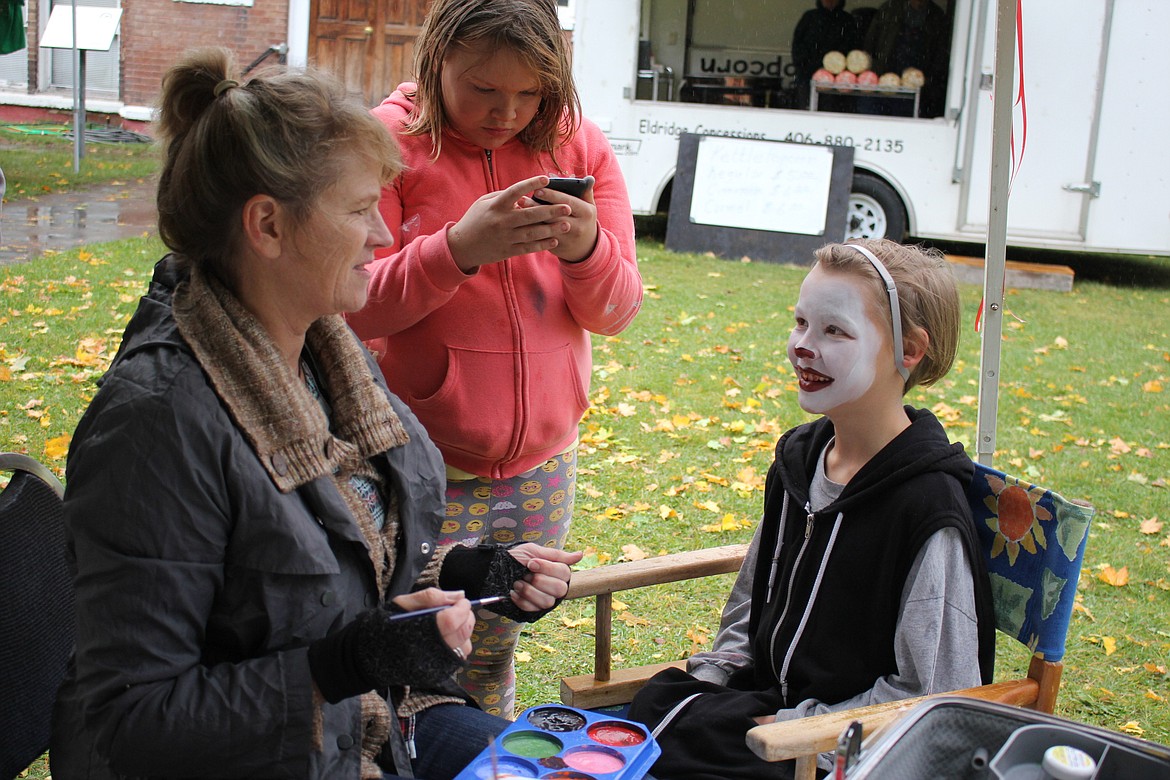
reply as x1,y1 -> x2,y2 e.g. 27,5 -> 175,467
637,0 -> 954,119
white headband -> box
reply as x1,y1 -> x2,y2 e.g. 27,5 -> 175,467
845,244 -> 909,382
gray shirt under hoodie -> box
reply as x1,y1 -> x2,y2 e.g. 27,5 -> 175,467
688,441 -> 981,769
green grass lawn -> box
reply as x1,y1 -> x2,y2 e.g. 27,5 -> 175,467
1,124 -> 158,198
3,234 -> 1167,778
3,124 -> 1168,773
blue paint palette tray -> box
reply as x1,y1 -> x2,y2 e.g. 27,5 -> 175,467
454,704 -> 661,780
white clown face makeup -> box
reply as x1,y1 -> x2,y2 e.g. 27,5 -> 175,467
787,265 -> 889,416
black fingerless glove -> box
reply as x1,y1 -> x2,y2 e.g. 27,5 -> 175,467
307,608 -> 464,704
441,544 -> 564,624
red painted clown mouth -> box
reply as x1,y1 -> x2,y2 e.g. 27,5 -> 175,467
796,366 -> 832,392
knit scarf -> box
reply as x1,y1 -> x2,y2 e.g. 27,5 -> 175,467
172,265 -> 408,778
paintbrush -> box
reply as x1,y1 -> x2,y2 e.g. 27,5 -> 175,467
387,595 -> 505,622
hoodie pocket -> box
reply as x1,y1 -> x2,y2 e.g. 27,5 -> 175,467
406,343 -> 589,463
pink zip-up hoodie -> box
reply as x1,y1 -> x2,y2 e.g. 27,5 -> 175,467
347,86 -> 642,479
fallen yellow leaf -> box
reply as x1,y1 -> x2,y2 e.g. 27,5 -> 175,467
701,514 -> 746,533
1098,565 -> 1130,587
1103,636 -> 1117,655
44,434 -> 71,461
1140,518 -> 1164,535
617,611 -> 650,627
620,544 -> 647,562
1120,721 -> 1144,736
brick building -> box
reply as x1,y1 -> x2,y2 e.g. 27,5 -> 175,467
2,0 -> 317,131
0,0 -> 574,133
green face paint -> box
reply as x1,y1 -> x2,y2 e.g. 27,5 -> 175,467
502,731 -> 563,759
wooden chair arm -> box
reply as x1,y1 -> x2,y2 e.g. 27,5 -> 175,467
566,544 -> 749,599
745,679 -> 1042,779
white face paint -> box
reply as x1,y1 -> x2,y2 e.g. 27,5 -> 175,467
786,265 -> 888,416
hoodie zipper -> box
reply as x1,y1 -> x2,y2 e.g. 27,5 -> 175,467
767,499 -> 815,683
483,147 -> 530,472
769,501 -> 845,698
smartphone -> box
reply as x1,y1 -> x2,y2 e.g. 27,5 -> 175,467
534,176 -> 594,204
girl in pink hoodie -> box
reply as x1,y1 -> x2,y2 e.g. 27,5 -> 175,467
347,0 -> 642,717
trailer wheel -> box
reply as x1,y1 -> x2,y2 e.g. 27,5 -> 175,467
847,174 -> 906,242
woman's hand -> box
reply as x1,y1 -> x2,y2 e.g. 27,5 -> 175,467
529,178 -> 599,263
447,175 -> 578,272
503,544 -> 584,612
392,587 -> 473,661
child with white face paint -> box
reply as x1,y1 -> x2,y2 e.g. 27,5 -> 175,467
788,265 -> 886,417
629,240 -> 996,779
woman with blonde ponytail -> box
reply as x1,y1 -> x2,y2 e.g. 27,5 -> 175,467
50,47 -> 578,780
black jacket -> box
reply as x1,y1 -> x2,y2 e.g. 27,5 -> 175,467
750,407 -> 995,705
51,257 -> 456,779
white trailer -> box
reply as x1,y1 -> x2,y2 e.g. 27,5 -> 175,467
570,0 -> 1170,256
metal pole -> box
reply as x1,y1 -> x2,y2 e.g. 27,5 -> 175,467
71,1 -> 83,172
975,0 -> 1016,466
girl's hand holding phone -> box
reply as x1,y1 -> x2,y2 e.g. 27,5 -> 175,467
446,175 -> 599,271
448,175 -> 575,272
533,176 -> 599,263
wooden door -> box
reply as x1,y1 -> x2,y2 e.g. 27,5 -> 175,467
311,0 -> 432,107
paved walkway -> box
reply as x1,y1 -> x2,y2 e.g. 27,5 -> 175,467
0,178 -> 158,266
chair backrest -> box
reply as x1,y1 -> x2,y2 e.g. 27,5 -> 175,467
966,461 -> 1094,663
0,453 -> 72,779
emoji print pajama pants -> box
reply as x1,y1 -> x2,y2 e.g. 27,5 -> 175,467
438,450 -> 576,718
